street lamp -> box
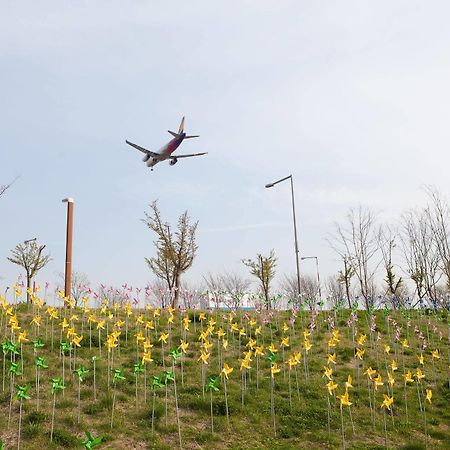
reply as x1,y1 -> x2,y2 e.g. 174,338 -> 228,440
300,256 -> 322,301
23,238 -> 37,244
62,198 -> 74,301
265,174 -> 301,298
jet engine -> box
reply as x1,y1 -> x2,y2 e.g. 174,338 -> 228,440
170,158 -> 178,166
142,154 -> 150,162
146,158 -> 155,167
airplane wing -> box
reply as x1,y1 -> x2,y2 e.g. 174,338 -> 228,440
125,140 -> 160,157
172,152 -> 208,159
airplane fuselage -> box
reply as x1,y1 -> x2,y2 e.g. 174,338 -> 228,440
145,135 -> 185,168
127,116 -> 205,170
158,134 -> 185,158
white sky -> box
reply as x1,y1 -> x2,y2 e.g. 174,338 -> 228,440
1,1 -> 450,291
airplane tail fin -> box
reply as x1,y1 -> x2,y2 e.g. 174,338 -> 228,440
178,116 -> 185,133
167,116 -> 199,139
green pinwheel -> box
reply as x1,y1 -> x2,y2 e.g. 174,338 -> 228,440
32,338 -> 45,352
112,367 -> 125,384
60,340 -> 72,393
92,355 -> 98,401
74,365 -> 89,383
81,431 -> 103,450
74,365 -> 89,424
207,375 -> 220,392
111,368 -> 125,429
163,369 -> 175,425
151,374 -> 165,432
133,361 -> 144,408
35,355 -> 48,370
133,361 -> 144,376
207,375 -> 220,432
152,374 -> 165,389
15,383 -> 31,401
7,361 -> 22,427
1,339 -> 12,393
51,377 -> 65,395
34,356 -> 48,410
15,384 -> 31,450
164,370 -> 175,385
170,347 -> 182,361
169,350 -> 183,448
50,377 -> 65,442
9,341 -> 20,357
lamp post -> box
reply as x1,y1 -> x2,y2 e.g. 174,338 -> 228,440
62,198 -> 74,302
300,256 -> 322,302
265,174 -> 301,299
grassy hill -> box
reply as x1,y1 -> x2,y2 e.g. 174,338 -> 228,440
0,299 -> 448,449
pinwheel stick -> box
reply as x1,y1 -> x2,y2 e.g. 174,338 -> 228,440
171,359 -> 182,450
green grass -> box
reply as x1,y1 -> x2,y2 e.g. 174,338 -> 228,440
0,305 -> 448,449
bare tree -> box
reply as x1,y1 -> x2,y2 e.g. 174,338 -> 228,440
203,273 -> 225,309
242,250 -> 277,309
179,281 -> 204,309
58,272 -> 90,306
203,272 -> 251,309
325,274 -> 346,309
7,240 -> 51,303
401,208 -> 442,306
424,186 -> 450,293
143,201 -> 198,308
280,273 -> 318,309
337,255 -> 355,309
0,176 -> 19,198
330,206 -> 379,310
377,225 -> 404,308
221,272 -> 251,308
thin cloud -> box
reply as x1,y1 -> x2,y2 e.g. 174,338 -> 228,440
200,222 -> 285,234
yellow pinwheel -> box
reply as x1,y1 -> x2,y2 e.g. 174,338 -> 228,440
415,368 -> 425,381
198,351 -> 210,365
254,345 -> 265,357
425,388 -> 432,403
220,363 -> 233,380
337,389 -> 352,407
345,375 -> 353,389
326,380 -> 338,396
387,371 -> 395,387
18,330 -> 29,343
270,363 -> 281,378
381,394 -> 394,411
178,339 -> 189,353
357,334 -> 367,346
390,360 -> 398,372
373,374 -> 384,391
323,366 -> 333,381
403,370 -> 414,384
355,347 -> 365,360
431,349 -> 440,360
327,353 -> 336,365
158,332 -> 169,344
364,367 -> 377,379
267,343 -> 278,354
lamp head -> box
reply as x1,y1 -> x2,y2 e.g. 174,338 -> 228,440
265,183 -> 274,188
62,198 -> 74,203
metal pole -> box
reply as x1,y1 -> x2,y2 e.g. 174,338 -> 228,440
62,198 -> 74,301
315,257 -> 322,301
289,176 -> 301,300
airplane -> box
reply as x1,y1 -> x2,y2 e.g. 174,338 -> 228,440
125,117 -> 207,170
